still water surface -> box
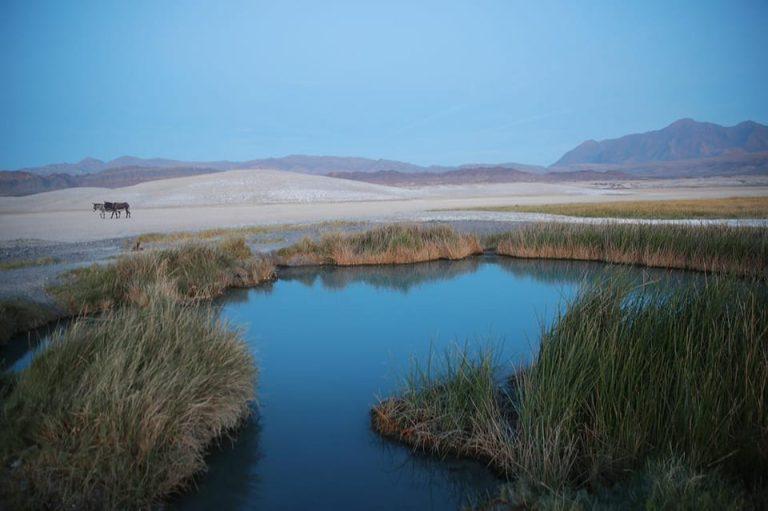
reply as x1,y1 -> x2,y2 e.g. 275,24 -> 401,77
173,257 -> 680,510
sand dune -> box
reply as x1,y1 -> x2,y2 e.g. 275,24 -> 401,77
0,169 -> 420,213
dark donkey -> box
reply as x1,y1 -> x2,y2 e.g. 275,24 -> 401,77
104,201 -> 131,219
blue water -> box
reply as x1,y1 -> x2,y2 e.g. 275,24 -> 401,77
173,256 -> 670,511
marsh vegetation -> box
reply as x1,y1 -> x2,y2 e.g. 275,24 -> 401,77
276,224 -> 482,266
0,238 -> 275,509
373,278 -> 768,508
51,238 -> 275,314
0,294 -> 255,510
2,221 -> 766,509
494,222 -> 768,278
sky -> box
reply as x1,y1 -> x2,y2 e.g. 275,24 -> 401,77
1,0 -> 767,169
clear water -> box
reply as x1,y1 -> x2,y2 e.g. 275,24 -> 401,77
2,256 -> 693,510
171,256 -> 680,511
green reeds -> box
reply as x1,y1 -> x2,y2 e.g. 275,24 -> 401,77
0,292 -> 256,510
514,278 -> 768,489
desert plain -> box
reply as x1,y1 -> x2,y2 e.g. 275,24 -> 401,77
2,169 -> 767,243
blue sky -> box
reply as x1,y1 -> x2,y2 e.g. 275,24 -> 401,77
1,0 -> 767,169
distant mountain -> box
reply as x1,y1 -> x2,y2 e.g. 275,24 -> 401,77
0,166 -> 223,196
554,119 -> 768,166
4,119 -> 766,196
243,155 -> 442,174
553,152 -> 768,178
13,154 -> 438,177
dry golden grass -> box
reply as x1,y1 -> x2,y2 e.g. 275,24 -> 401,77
467,196 -> 768,219
276,224 -> 482,266
134,225 -> 294,245
495,223 -> 767,278
133,220 -> 359,246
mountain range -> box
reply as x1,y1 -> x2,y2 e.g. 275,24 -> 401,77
554,118 -> 768,166
1,119 -> 766,196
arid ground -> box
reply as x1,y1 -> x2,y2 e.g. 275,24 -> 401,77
2,169 -> 767,243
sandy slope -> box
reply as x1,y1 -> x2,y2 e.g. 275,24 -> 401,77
0,169 -> 420,212
1,169 -> 766,242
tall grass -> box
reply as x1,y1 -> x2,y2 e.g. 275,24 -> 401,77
514,279 -> 768,490
373,278 -> 768,505
0,292 -> 256,510
495,223 -> 768,278
50,238 -> 275,314
277,224 -> 482,266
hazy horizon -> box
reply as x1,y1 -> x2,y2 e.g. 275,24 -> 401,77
2,0 -> 767,169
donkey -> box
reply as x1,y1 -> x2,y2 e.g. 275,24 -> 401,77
92,203 -> 106,219
104,202 -> 131,219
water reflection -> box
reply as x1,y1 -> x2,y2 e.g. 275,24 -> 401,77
172,413 -> 263,511
278,255 -> 707,295
175,257 -> 594,510
277,257 -> 482,293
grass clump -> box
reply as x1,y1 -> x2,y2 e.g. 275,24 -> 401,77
276,224 -> 482,266
372,346 -> 515,473
495,222 -> 768,278
50,238 -> 275,314
0,293 -> 256,510
0,257 -> 59,271
514,279 -> 768,490
467,196 -> 768,219
0,298 -> 57,344
373,278 -> 768,506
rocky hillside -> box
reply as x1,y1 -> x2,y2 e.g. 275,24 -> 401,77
555,119 -> 768,166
